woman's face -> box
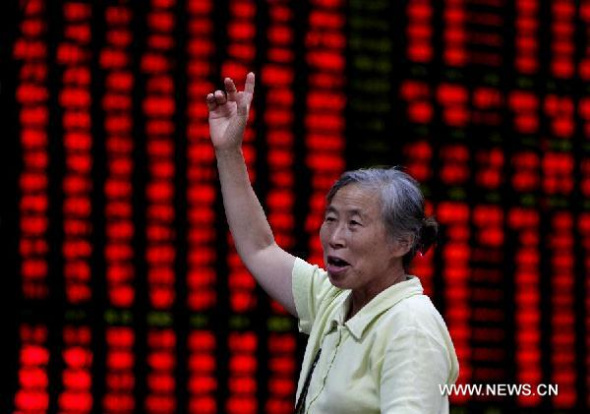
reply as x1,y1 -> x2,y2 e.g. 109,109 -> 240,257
320,184 -> 407,294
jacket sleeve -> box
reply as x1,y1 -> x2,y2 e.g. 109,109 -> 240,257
380,326 -> 453,413
292,257 -> 337,335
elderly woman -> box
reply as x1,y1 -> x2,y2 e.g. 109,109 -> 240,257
206,73 -> 459,413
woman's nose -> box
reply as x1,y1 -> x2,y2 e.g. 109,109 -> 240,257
329,225 -> 346,248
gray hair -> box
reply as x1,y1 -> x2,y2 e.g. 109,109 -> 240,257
326,167 -> 438,271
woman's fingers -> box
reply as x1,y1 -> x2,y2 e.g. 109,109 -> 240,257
206,93 -> 217,111
236,72 -> 255,115
207,73 -> 255,115
244,72 -> 255,96
214,90 -> 227,104
225,78 -> 238,102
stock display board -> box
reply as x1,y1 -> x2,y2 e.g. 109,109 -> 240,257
6,0 -> 590,413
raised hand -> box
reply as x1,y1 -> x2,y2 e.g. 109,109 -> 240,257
206,72 -> 255,151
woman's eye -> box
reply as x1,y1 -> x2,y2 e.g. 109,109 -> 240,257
350,220 -> 361,227
325,216 -> 336,223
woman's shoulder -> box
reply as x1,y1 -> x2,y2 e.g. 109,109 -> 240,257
376,293 -> 450,340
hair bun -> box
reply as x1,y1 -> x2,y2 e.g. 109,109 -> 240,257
418,216 -> 439,254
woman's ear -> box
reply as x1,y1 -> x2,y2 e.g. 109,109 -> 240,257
392,234 -> 415,258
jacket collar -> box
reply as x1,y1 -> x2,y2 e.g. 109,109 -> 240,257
329,276 -> 424,341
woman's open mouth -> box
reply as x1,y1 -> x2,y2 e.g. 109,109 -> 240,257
326,255 -> 350,275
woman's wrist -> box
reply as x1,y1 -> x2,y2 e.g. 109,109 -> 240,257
214,146 -> 243,160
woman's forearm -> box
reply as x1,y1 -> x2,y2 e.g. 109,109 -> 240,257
215,147 -> 275,263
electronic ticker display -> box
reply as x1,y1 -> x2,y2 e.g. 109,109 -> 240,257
9,0 -> 590,413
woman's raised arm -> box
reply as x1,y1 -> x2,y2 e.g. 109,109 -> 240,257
207,73 -> 297,316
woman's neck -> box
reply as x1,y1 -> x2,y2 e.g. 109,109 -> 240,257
346,267 -> 407,321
